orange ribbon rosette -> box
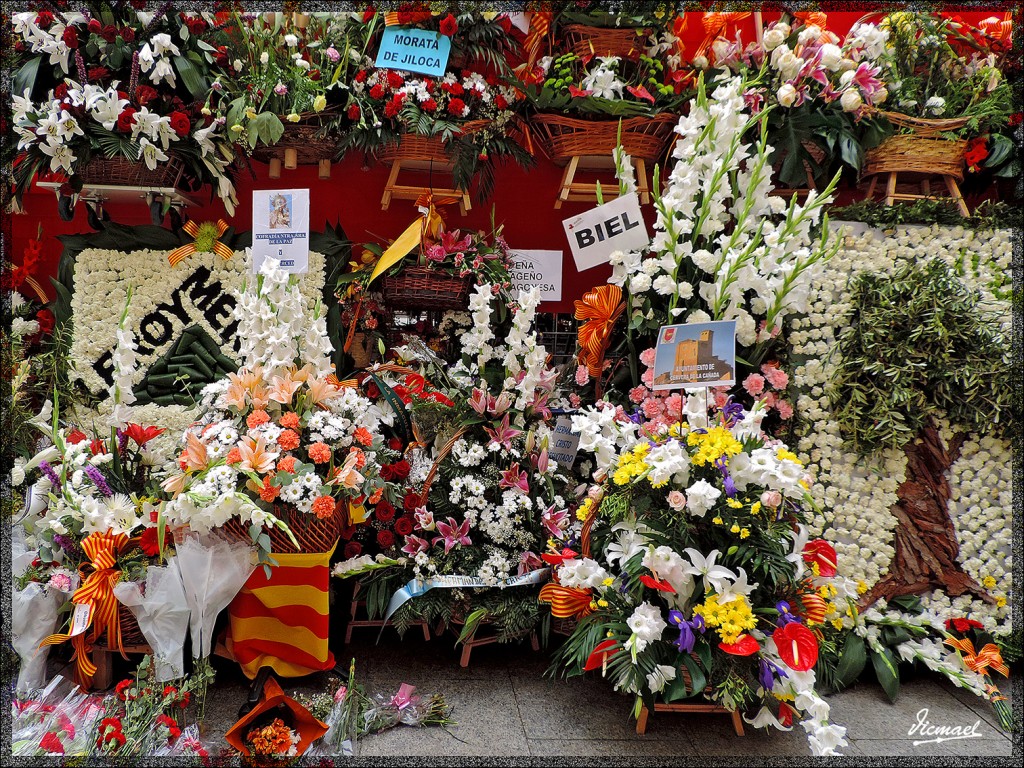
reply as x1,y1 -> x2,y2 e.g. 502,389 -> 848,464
574,284 -> 625,379
167,219 -> 234,267
695,11 -> 752,59
40,530 -> 131,687
944,637 -> 1010,678
979,14 -> 1012,42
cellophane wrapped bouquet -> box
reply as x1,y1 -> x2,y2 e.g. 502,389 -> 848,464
161,257 -> 395,562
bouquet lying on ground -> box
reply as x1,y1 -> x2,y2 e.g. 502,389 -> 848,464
161,257 -> 395,563
549,390 -> 849,755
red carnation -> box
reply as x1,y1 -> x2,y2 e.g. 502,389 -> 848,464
54,83 -> 68,101
439,14 -> 458,37
88,66 -> 111,81
442,81 -> 464,96
394,515 -> 414,536
388,438 -> 404,451
362,7 -> 376,23
376,529 -> 395,548
115,679 -> 134,701
387,70 -> 405,89
62,26 -> 79,49
169,111 -> 191,136
354,70 -> 368,84
134,85 -> 159,106
369,83 -> 386,100
374,500 -> 396,522
139,526 -> 161,557
116,107 -> 137,133
39,732 -> 64,754
422,98 -> 437,112
347,103 -> 361,120
384,95 -> 404,118
120,26 -> 135,44
494,94 -> 509,110
35,11 -> 54,28
945,617 -> 984,634
343,541 -> 363,559
446,97 -> 467,117
36,308 -> 55,335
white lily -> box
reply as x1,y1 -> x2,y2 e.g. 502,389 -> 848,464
139,137 -> 168,170
39,140 -> 76,173
717,567 -> 757,605
743,706 -> 791,731
683,548 -> 737,594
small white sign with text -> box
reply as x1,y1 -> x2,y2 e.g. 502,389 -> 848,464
508,249 -> 563,302
562,192 -> 650,272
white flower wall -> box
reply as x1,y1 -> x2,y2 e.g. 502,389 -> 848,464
791,222 -> 1013,634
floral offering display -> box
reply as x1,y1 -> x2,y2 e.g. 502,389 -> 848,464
161,257 -> 394,562
11,5 -> 238,210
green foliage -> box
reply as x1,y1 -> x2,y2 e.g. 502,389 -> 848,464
830,258 -> 1011,454
831,199 -> 1020,230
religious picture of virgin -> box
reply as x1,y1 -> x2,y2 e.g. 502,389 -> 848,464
269,193 -> 293,229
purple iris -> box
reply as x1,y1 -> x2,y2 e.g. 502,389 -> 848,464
776,601 -> 800,626
715,457 -> 737,498
39,461 -> 60,487
721,398 -> 745,426
758,658 -> 788,690
628,410 -> 643,425
84,464 -> 113,497
668,610 -> 705,653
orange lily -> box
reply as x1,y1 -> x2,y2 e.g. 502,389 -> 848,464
237,435 -> 278,475
184,432 -> 208,472
329,451 -> 364,490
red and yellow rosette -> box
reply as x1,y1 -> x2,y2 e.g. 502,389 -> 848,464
944,637 -> 1010,678
539,583 -> 595,619
979,13 -> 1012,42
40,531 -> 130,688
694,11 -> 752,59
226,544 -> 337,679
167,219 -> 234,267
575,284 -> 625,379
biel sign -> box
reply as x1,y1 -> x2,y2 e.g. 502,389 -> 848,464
508,249 -> 562,301
562,192 -> 650,272
375,26 -> 451,77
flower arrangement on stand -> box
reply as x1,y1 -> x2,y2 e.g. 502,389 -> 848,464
337,7 -> 532,199
11,6 -> 238,212
550,390 -> 850,755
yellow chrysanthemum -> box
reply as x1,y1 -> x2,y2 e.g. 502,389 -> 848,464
693,594 -> 757,645
687,426 -> 743,467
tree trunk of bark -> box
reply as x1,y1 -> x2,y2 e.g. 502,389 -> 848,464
861,419 -> 993,608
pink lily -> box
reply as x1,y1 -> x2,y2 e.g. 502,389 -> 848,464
483,413 -> 521,451
433,517 -> 471,555
518,551 -> 543,576
499,463 -> 530,493
488,392 -> 512,416
414,505 -> 435,531
425,244 -> 447,263
528,391 -> 552,421
531,447 -> 549,475
468,387 -> 489,416
820,80 -> 843,103
541,505 -> 569,538
440,229 -> 473,254
850,62 -> 884,100
401,535 -> 430,556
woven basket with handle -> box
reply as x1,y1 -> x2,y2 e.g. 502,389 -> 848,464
250,120 -> 339,165
219,502 -> 346,555
384,266 -> 473,311
865,112 -> 970,183
563,24 -> 648,58
377,121 -> 493,165
78,155 -> 187,188
532,113 -> 677,163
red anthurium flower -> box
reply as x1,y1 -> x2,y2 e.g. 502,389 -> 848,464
568,85 -> 593,98
639,573 -> 676,593
125,423 -> 166,447
802,539 -> 838,577
773,622 -> 819,671
541,547 -> 578,566
719,634 -> 760,656
584,639 -> 620,671
90,438 -> 107,456
626,84 -> 655,103
778,701 -> 797,727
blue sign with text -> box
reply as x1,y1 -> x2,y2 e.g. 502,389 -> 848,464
374,26 -> 451,77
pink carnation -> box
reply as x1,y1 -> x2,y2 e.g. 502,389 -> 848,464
641,369 -> 654,387
776,399 -> 794,420
762,391 -> 778,408
743,374 -> 765,396
713,390 -> 729,409
48,572 -> 73,592
639,348 -> 657,368
762,365 -> 789,390
575,365 -> 590,387
664,393 -> 682,415
628,385 -> 648,404
568,393 -> 582,408
642,399 -> 664,419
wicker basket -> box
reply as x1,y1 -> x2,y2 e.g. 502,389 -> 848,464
865,135 -> 968,182
78,155 -> 187,188
378,133 -> 451,165
383,266 -> 472,311
563,24 -> 647,58
250,120 -> 339,165
219,502 -> 345,555
531,113 -> 677,163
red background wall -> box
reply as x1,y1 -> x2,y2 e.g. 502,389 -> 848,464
7,9 -> 1005,313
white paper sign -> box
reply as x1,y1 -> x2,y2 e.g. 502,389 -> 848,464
252,188 -> 310,273
70,603 -> 92,637
549,416 -> 581,467
508,250 -> 563,302
562,192 -> 650,272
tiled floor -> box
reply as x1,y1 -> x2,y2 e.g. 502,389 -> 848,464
192,633 -> 1015,759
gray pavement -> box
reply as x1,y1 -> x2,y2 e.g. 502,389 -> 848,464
191,631 -> 1015,759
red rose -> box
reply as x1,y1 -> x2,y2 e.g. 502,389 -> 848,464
35,11 -> 54,28
309,68 -> 321,81
388,438 -> 404,451
88,66 -> 111,81
169,111 -> 191,136
343,541 -> 363,559
397,9 -> 412,24
134,85 -> 159,106
376,529 -> 395,549
119,26 -> 135,44
387,460 -> 411,481
387,70 -> 405,89
185,17 -> 207,35
394,516 -> 414,536
403,493 -> 423,512
88,19 -> 102,34
36,309 -> 55,335
439,14 -> 458,37
101,24 -> 118,43
347,103 -> 361,120
39,732 -> 64,754
139,526 -> 161,556
374,500 -> 396,522
494,94 -> 509,110
446,97 -> 467,117
62,26 -> 79,49
116,107 -> 137,133
369,83 -> 386,100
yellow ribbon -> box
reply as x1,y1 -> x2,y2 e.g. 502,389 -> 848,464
945,637 -> 1010,678
367,197 -> 446,285
167,219 -> 234,267
40,530 -> 130,688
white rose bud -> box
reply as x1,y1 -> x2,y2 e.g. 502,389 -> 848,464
777,83 -> 799,107
774,22 -> 791,37
233,59 -> 244,72
260,51 -> 270,66
693,55 -> 709,70
871,86 -> 888,104
841,89 -> 863,112
762,28 -> 786,51
798,25 -> 822,45
284,33 -> 298,47
819,43 -> 843,71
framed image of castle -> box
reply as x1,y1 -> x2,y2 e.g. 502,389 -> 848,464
652,320 -> 736,391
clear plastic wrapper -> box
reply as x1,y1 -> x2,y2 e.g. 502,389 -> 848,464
11,676 -> 105,756
113,558 -> 191,681
12,582 -> 65,694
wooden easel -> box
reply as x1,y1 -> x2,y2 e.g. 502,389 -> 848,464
344,581 -> 431,644
554,155 -> 651,209
446,620 -> 540,668
863,172 -> 970,217
381,155 -> 470,215
636,702 -> 746,736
